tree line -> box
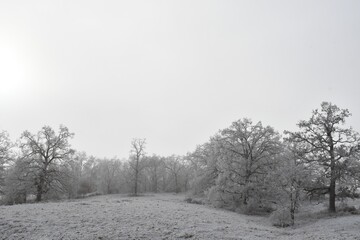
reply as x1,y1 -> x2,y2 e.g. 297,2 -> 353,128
0,130 -> 192,204
1,101 -> 360,225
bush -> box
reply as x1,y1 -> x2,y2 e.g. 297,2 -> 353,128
235,199 -> 274,215
269,208 -> 293,227
236,199 -> 259,215
321,201 -> 360,215
338,204 -> 359,214
206,186 -> 226,208
1,191 -> 27,205
77,180 -> 93,196
184,197 -> 205,205
84,192 -> 101,198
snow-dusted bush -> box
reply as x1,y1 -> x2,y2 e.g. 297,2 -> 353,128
236,199 -> 274,215
188,173 -> 213,197
269,207 -> 293,227
337,202 -> 359,215
340,206 -> 358,214
184,196 -> 205,205
206,185 -> 227,208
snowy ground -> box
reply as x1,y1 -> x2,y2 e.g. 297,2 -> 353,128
0,194 -> 359,240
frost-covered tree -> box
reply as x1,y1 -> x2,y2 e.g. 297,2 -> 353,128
187,140 -> 221,196
97,158 -> 122,194
0,131 -> 12,193
3,159 -> 35,204
18,125 -> 75,202
60,151 -> 88,198
144,155 -> 164,192
285,102 -> 360,212
129,138 -> 146,196
164,155 -> 185,193
267,148 -> 310,226
215,119 -> 282,208
78,155 -> 99,195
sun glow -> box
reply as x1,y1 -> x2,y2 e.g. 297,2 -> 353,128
0,46 -> 26,100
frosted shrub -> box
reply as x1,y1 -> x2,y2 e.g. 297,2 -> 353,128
240,199 -> 261,215
207,186 -> 226,208
338,202 -> 359,215
188,175 -> 210,197
184,196 -> 205,205
269,208 -> 293,227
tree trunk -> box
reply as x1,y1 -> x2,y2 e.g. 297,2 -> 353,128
243,172 -> 251,205
174,174 -> 178,193
329,141 -> 336,212
134,168 -> 138,195
107,182 -> 111,194
36,176 -> 44,202
289,183 -> 296,226
329,174 -> 336,212
153,168 -> 158,193
290,202 -> 295,226
162,176 -> 166,192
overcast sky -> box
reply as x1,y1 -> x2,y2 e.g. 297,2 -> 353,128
1,0 -> 359,159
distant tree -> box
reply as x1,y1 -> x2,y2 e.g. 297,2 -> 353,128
60,151 -> 88,198
181,162 -> 194,192
187,139 -> 221,196
18,125 -> 75,202
3,159 -> 34,204
164,155 -> 184,193
80,155 -> 98,195
285,102 -> 360,212
145,155 -> 164,192
98,158 -> 122,194
267,148 -> 309,226
0,131 -> 12,192
129,138 -> 146,196
0,131 -> 12,161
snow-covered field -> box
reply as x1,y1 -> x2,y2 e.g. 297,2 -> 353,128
0,194 -> 359,240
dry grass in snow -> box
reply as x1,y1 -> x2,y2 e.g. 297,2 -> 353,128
0,194 -> 359,240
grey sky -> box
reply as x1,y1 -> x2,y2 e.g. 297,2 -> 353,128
1,0 -> 359,159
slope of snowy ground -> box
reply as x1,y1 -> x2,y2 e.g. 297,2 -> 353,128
0,194 -> 359,240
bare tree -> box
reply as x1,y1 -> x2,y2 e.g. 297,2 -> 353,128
129,138 -> 146,196
19,125 -> 75,202
79,155 -> 99,195
61,151 -> 88,198
285,102 -> 360,212
145,155 -> 164,192
98,158 -> 122,194
164,155 -> 184,193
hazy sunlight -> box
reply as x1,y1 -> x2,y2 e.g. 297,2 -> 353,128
0,46 -> 25,100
